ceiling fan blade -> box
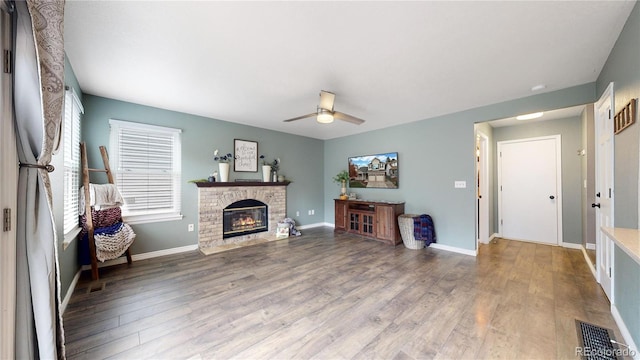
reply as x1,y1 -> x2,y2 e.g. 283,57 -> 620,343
283,112 -> 317,122
334,111 -> 365,125
319,90 -> 335,111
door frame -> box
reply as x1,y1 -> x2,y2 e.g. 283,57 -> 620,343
594,82 -> 615,301
476,130 -> 490,246
0,2 -> 17,357
497,135 -> 563,245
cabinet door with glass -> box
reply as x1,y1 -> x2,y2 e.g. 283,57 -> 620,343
361,213 -> 375,237
349,212 -> 360,232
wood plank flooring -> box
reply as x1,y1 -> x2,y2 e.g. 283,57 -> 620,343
63,227 -> 622,359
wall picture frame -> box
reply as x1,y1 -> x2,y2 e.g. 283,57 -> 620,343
234,139 -> 258,172
348,152 -> 399,189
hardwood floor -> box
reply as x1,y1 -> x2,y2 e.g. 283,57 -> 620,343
63,227 -> 622,359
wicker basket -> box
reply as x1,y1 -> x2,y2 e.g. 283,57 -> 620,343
398,214 -> 424,249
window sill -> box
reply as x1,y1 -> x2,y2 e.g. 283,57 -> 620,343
122,213 -> 183,225
63,227 -> 81,250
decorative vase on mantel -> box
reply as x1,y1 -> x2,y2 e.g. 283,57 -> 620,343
262,165 -> 271,182
218,162 -> 230,182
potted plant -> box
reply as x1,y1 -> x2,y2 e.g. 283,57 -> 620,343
333,170 -> 350,199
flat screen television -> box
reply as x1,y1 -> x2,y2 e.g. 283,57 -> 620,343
348,152 -> 398,189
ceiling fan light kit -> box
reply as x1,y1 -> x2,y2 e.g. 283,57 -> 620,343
283,90 -> 365,126
316,108 -> 334,124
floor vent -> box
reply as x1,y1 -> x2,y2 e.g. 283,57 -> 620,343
575,320 -> 620,360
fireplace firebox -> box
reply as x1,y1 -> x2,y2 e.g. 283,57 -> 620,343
223,199 -> 268,238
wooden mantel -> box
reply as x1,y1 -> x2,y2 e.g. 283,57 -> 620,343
194,181 -> 291,187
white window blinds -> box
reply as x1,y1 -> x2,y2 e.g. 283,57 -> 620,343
63,88 -> 83,235
109,119 -> 182,224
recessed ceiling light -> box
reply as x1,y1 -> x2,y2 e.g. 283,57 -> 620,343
516,112 -> 544,121
531,84 -> 547,91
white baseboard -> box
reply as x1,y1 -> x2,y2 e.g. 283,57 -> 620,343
611,304 -> 639,359
298,222 -> 331,230
580,246 -> 597,279
131,244 -> 198,261
61,269 -> 82,314
562,242 -> 582,249
80,244 -> 199,271
586,242 -> 596,250
430,243 -> 477,257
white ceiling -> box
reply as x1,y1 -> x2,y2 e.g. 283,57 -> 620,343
64,1 -> 635,140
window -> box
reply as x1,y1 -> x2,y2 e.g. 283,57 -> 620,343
109,119 -> 182,224
63,88 -> 82,236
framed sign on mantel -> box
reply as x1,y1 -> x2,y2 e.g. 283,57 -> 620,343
234,139 -> 258,172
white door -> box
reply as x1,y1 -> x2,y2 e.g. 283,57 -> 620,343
476,131 -> 489,244
0,3 -> 17,358
498,135 -> 562,245
594,82 -> 614,301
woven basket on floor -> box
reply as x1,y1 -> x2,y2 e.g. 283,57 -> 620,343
398,214 -> 424,250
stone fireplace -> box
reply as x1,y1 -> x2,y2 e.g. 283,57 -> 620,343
196,182 -> 288,253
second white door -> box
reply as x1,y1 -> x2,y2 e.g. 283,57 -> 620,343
498,135 -> 562,245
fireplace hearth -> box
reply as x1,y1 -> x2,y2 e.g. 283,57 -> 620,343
223,199 -> 268,238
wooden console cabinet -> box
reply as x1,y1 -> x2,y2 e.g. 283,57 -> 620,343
334,199 -> 405,245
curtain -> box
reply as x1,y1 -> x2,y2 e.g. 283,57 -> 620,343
13,0 -> 66,358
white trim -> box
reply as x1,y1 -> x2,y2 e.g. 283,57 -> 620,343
131,244 -> 198,261
430,243 -> 477,257
489,233 -> 499,242
66,87 -> 84,114
562,242 -> 582,249
299,222 -> 332,229
581,246 -> 597,279
0,5 -> 16,358
80,244 -> 199,272
62,226 -> 81,250
475,129 -> 490,246
61,269 -> 82,314
611,304 -> 639,360
586,242 -> 596,250
109,118 -> 182,134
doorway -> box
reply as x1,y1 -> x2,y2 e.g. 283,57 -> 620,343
498,135 -> 562,245
476,131 -> 489,246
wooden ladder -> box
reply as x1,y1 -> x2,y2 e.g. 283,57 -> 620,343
80,142 -> 132,280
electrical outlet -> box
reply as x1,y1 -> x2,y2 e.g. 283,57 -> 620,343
296,211 -> 300,216
311,209 -> 315,215
188,224 -> 194,232
308,210 -> 312,215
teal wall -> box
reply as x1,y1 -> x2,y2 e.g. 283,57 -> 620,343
597,1 -> 640,230
596,1 -> 640,349
492,117 -> 583,244
81,95 -> 325,256
323,84 -> 595,251
614,247 -> 640,348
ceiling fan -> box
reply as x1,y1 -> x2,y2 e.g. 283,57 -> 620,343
283,90 -> 365,125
